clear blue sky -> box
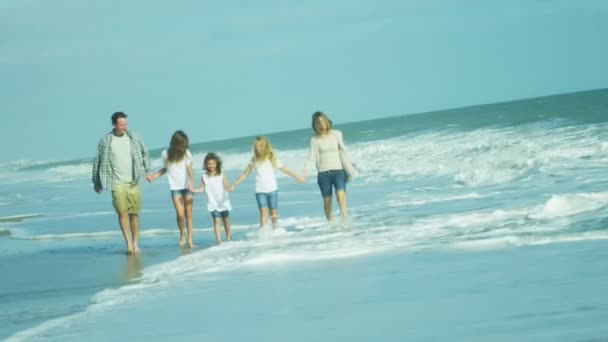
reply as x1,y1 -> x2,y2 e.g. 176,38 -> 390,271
1,0 -> 607,162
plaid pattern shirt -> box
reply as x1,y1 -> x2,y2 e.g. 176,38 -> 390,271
92,130 -> 152,191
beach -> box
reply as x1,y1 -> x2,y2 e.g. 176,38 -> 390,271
1,89 -> 608,341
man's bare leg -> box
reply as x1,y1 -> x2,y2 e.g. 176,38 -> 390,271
130,213 -> 141,253
118,211 -> 134,254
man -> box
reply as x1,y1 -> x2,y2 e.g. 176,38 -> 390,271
92,112 -> 153,254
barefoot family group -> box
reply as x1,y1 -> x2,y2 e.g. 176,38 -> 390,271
92,111 -> 358,254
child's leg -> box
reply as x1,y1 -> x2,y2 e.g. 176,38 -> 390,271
184,194 -> 195,247
223,213 -> 232,241
270,209 -> 279,228
212,215 -> 222,245
171,194 -> 186,246
255,193 -> 269,227
269,191 -> 279,229
259,207 -> 269,227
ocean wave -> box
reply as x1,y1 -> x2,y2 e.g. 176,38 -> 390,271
2,121 -> 608,189
0,213 -> 42,223
531,192 -> 608,219
449,230 -> 608,251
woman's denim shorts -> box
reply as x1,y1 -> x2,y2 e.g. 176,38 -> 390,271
317,169 -> 347,197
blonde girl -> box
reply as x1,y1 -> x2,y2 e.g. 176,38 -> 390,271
231,136 -> 303,229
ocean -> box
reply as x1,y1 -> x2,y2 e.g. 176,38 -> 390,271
1,88 -> 607,341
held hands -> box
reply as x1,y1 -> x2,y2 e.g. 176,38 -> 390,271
190,185 -> 204,193
296,175 -> 305,184
146,174 -> 155,183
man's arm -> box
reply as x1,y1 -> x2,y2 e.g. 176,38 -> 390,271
92,139 -> 104,193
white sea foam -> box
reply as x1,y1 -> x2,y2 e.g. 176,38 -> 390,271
532,192 -> 608,219
450,231 -> 608,251
7,190 -> 608,342
9,225 -> 253,240
386,192 -> 483,207
4,121 -> 608,188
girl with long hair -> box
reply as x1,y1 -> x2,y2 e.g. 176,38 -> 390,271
149,130 -> 195,247
231,136 -> 303,229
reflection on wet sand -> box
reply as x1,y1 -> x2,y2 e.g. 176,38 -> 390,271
122,253 -> 143,281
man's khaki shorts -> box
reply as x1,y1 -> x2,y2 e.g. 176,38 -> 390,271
112,183 -> 142,214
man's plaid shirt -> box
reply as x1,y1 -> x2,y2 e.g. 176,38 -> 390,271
92,130 -> 152,191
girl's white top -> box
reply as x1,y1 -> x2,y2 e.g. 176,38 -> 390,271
202,173 -> 232,212
252,158 -> 283,193
161,149 -> 192,190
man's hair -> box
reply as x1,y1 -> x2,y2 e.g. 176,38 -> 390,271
111,112 -> 128,125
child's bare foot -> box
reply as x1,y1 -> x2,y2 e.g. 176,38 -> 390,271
187,241 -> 196,248
133,245 -> 141,253
179,236 -> 186,247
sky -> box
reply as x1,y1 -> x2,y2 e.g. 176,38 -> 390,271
1,0 -> 607,162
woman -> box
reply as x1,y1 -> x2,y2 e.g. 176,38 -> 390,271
302,111 -> 357,226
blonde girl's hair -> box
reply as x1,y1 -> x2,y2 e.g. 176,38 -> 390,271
311,111 -> 333,135
166,130 -> 189,164
252,136 -> 278,168
203,152 -> 223,175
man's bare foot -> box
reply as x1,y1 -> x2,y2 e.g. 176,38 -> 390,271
187,241 -> 196,248
133,246 -> 141,253
126,248 -> 133,255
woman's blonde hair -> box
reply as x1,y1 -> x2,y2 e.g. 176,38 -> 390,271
252,136 -> 278,168
166,130 -> 189,164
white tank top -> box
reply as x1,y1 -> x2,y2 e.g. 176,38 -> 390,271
202,173 -> 232,212
162,149 -> 192,190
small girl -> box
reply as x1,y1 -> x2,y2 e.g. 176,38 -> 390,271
149,130 -> 195,248
191,152 -> 232,244
231,136 -> 303,229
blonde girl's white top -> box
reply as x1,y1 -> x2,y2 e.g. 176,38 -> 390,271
161,149 -> 192,190
202,173 -> 232,212
252,158 -> 283,193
